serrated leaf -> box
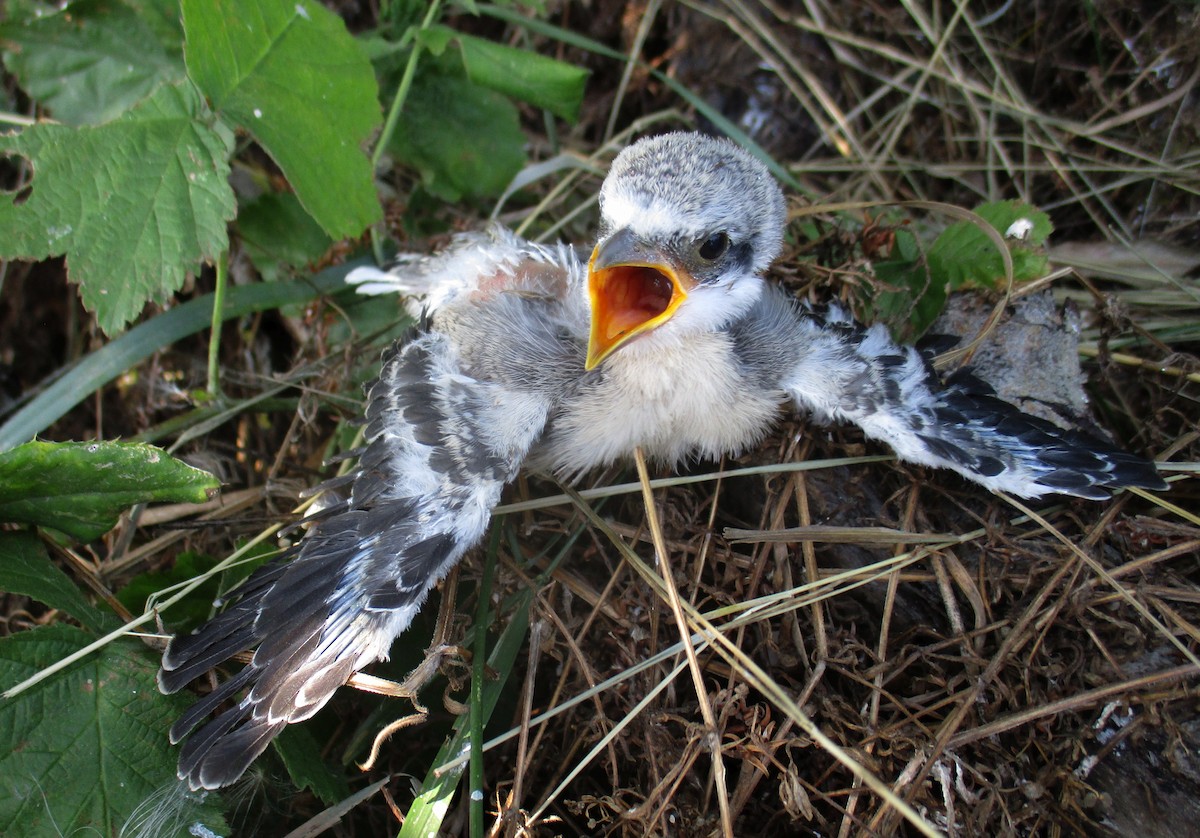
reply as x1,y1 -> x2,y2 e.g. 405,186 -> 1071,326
238,190 -> 334,282
418,25 -> 587,122
182,0 -> 381,239
0,440 -> 219,541
0,531 -> 109,631
864,203 -> 1055,339
0,80 -> 236,334
0,624 -> 227,837
392,68 -> 525,202
928,200 -> 1053,291
0,0 -> 185,125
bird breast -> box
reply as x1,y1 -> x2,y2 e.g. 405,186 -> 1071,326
533,329 -> 785,477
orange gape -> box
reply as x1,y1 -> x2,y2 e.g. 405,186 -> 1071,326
585,254 -> 694,369
594,265 -> 676,341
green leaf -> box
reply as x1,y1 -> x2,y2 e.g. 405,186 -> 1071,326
418,25 -> 588,122
392,68 -> 526,202
0,80 -> 236,335
863,202 -> 1055,339
182,0 -> 382,238
116,550 -> 220,627
0,440 -> 219,541
119,541 -> 272,635
0,0 -> 185,125
868,229 -> 943,339
0,531 -> 109,631
121,0 -> 188,46
275,724 -> 352,806
0,624 -> 227,838
928,200 -> 1053,291
414,23 -> 454,55
238,190 -> 335,282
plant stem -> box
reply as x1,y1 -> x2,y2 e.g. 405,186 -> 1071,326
207,252 -> 228,397
370,0 -> 444,263
469,523 -> 501,838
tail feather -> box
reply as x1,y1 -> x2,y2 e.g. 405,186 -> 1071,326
169,666 -> 254,743
157,622 -> 257,693
178,711 -> 286,791
158,562 -> 288,692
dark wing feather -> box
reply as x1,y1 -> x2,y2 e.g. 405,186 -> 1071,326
159,330 -> 552,790
760,295 -> 1166,499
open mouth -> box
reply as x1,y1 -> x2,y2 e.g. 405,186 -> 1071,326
584,228 -> 698,369
586,257 -> 691,369
590,264 -> 677,344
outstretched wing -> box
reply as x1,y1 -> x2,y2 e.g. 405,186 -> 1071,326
754,294 -> 1165,499
159,328 -> 553,790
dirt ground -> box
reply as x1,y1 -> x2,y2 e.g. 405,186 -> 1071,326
2,1 -> 1198,836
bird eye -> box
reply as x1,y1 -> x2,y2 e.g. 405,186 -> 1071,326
696,232 -> 730,262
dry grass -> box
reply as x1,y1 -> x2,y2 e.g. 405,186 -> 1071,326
382,3 -> 1200,835
5,1 -> 1197,836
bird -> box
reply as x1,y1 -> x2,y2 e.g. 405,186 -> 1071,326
158,131 -> 1167,791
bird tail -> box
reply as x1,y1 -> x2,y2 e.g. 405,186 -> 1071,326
159,332 -> 550,790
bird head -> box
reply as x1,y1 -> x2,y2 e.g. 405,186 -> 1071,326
585,132 -> 788,369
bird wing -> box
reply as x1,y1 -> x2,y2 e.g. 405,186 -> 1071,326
158,327 -> 554,790
753,292 -> 1165,499
346,224 -> 584,316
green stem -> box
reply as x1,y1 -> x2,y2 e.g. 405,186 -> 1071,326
206,252 -> 228,398
469,524 -> 501,838
370,0 -> 444,263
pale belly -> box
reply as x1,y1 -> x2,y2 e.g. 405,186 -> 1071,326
530,332 -> 785,477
